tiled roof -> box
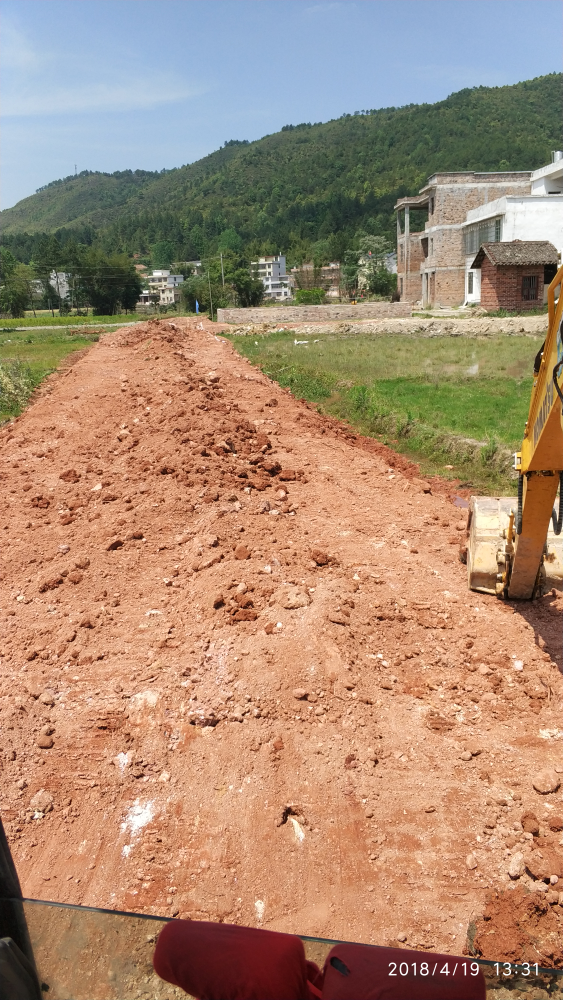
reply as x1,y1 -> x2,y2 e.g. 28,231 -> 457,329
471,241 -> 559,268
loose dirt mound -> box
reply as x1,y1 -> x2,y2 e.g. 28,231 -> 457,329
472,885 -> 563,966
1,317 -> 562,956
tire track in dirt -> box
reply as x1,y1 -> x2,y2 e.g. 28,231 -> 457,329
1,316 -> 562,958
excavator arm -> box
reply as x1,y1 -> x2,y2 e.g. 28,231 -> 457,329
467,264 -> 563,599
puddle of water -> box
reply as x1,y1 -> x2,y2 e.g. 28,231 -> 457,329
453,496 -> 469,508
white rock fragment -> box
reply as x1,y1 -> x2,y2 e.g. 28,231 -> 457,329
508,852 -> 525,879
289,817 -> 305,843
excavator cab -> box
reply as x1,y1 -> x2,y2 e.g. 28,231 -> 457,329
467,265 -> 563,599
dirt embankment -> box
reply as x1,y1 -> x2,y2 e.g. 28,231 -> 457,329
1,317 -> 562,961
227,314 -> 549,339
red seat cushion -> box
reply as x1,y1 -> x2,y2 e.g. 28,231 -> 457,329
153,919 -> 318,1000
321,944 -> 486,1000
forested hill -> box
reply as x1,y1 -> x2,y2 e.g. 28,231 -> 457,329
2,73 -> 561,267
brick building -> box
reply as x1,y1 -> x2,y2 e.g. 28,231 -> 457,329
470,241 -> 559,312
395,171 -> 532,306
395,152 -> 563,308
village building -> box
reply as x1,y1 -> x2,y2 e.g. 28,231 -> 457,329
252,255 -> 293,300
395,152 -> 563,308
470,241 -> 559,312
290,261 -> 341,298
138,269 -> 184,307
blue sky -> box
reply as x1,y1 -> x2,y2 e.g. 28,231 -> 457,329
1,0 -> 561,210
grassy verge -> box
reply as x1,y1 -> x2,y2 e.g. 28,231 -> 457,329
0,327 -> 100,421
0,313 -> 139,329
228,330 -> 539,494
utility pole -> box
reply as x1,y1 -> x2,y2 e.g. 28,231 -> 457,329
54,271 -> 62,317
220,253 -> 225,288
207,271 -> 213,321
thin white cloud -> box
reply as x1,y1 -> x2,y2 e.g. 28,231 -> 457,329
0,18 -> 205,117
2,77 -> 206,117
1,22 -> 41,71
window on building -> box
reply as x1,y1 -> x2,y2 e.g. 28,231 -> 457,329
430,238 -> 434,255
400,244 -> 404,262
429,197 -> 434,215
400,278 -> 403,295
463,217 -> 502,255
467,272 -> 474,294
522,275 -> 538,300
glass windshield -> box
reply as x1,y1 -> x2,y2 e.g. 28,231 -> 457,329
3,897 -> 561,999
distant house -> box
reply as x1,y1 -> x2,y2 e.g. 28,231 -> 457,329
357,253 -> 396,293
48,271 -> 71,301
470,241 -> 559,312
252,256 -> 293,301
291,262 -> 341,298
145,269 -> 184,306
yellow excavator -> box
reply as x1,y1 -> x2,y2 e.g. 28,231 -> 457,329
467,266 -> 563,598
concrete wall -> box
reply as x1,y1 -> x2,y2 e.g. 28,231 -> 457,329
217,302 -> 412,323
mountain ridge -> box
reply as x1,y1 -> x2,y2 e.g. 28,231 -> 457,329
1,73 -> 561,264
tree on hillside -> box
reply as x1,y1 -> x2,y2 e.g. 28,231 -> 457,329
151,240 -> 176,269
218,228 -> 243,253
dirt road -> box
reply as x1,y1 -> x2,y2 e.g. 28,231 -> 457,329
1,317 -> 562,961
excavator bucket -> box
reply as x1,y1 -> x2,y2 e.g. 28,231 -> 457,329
466,495 -> 563,596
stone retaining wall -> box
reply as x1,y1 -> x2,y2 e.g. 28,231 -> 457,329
217,302 -> 412,323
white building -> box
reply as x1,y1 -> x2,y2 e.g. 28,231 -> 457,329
48,271 -> 71,300
252,255 -> 293,301
146,269 -> 184,305
147,270 -> 184,291
138,270 -> 184,307
462,152 -> 563,304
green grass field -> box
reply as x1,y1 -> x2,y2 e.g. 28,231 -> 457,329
229,330 -> 544,493
0,313 -> 138,329
0,327 -> 101,421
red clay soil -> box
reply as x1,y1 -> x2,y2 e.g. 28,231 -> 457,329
1,317 -> 563,960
